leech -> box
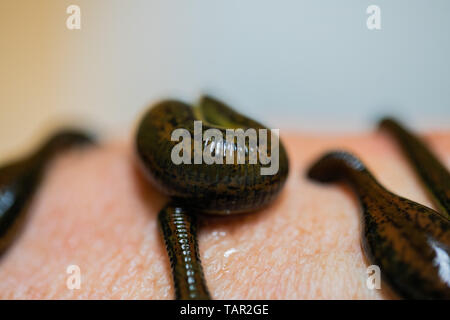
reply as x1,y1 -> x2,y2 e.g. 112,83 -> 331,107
158,204 -> 210,299
0,130 -> 95,254
136,96 -> 289,299
307,151 -> 450,299
379,118 -> 450,219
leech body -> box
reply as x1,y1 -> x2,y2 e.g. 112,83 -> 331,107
137,96 -> 289,214
158,203 -> 210,300
308,151 -> 450,299
380,118 -> 450,219
0,130 -> 94,254
136,96 -> 289,299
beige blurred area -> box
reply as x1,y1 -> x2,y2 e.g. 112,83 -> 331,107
1,1 -> 449,160
0,1 -> 129,160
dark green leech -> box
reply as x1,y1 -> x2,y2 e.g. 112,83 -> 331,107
307,151 -> 450,299
136,96 -> 289,299
0,130 -> 95,254
158,203 -> 210,300
379,118 -> 450,219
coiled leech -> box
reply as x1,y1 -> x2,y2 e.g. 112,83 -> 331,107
379,117 -> 450,219
136,96 -> 289,299
307,151 -> 450,299
0,130 -> 95,254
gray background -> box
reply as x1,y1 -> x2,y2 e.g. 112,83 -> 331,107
0,0 -> 449,157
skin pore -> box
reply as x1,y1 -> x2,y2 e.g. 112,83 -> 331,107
0,131 -> 448,299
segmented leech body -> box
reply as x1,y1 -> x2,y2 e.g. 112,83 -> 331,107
380,118 -> 450,219
0,130 -> 94,254
136,96 -> 289,299
158,204 -> 210,300
308,151 -> 450,299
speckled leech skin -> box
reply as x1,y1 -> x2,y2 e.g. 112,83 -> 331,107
308,151 -> 450,299
0,130 -> 94,255
379,118 -> 450,219
136,96 -> 289,299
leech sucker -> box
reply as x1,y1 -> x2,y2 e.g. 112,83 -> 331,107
158,203 -> 211,300
379,118 -> 450,220
307,151 -> 450,299
0,130 -> 95,254
136,95 -> 289,299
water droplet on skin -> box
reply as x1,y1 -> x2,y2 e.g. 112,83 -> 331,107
211,231 -> 227,240
223,248 -> 238,258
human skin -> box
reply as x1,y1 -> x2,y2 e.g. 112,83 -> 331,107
0,131 -> 448,299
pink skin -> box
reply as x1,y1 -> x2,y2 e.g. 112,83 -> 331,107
0,131 -> 449,299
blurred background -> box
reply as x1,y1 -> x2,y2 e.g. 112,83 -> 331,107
1,0 -> 449,159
